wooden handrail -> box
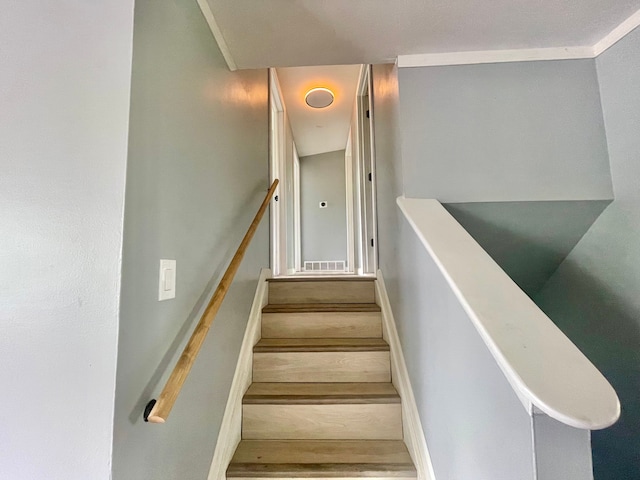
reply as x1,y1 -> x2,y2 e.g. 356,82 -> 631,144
144,179 -> 279,424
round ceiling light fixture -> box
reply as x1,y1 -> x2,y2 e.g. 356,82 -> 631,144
305,87 -> 334,109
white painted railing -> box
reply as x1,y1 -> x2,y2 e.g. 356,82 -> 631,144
398,197 -> 620,430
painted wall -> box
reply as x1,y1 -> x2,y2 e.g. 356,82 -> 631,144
300,150 -> 347,263
535,26 -> 640,480
371,64 -> 404,299
0,3 -> 134,479
443,201 -> 610,296
373,63 -> 596,480
398,217 -> 537,479
398,59 -> 613,203
396,59 -> 614,297
374,64 -> 538,480
111,0 -> 268,478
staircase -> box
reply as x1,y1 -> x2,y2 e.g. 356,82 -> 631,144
227,277 -> 417,480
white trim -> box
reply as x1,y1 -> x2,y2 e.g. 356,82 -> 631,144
207,268 -> 271,480
397,197 -> 620,430
345,130 -> 356,273
269,69 -> 286,277
352,67 -> 365,275
196,0 -> 237,71
375,271 -> 436,480
398,8 -> 640,68
593,8 -> 640,56
397,46 -> 593,68
292,144 -> 301,273
366,65 -> 379,274
355,65 -> 378,274
269,68 -> 285,111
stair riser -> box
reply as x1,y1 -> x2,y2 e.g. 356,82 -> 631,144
262,312 -> 382,338
242,404 -> 402,440
269,281 -> 375,304
253,352 -> 391,383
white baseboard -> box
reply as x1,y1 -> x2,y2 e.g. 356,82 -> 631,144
207,268 -> 271,480
375,270 -> 436,480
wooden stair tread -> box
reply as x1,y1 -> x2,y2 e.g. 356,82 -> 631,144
269,281 -> 375,305
244,383 -> 400,404
228,440 -> 416,478
254,338 -> 389,353
263,303 -> 381,313
268,277 -> 376,283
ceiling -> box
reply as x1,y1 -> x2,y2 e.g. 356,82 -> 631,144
276,65 -> 361,158
207,0 -> 640,68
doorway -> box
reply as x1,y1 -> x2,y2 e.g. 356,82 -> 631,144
268,65 -> 378,277
354,65 -> 378,275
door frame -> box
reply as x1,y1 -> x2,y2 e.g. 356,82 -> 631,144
345,129 -> 356,273
269,68 -> 287,277
354,64 -> 378,275
292,143 -> 302,273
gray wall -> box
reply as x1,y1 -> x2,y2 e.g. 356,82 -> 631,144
396,218 -> 536,480
535,26 -> 640,480
373,63 -> 596,480
396,59 -> 614,298
398,59 -> 613,203
371,64 -> 404,301
443,201 -> 610,296
534,414 -> 593,480
0,3 -> 134,479
374,64 -> 538,480
112,0 -> 268,479
300,150 -> 347,262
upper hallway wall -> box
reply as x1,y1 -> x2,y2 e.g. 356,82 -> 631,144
300,150 -> 348,262
397,59 -> 613,203
112,0 -> 268,478
535,26 -> 640,480
0,3 -> 135,479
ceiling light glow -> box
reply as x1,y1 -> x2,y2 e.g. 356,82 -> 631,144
305,87 -> 334,108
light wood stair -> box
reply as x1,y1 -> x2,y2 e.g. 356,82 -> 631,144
227,277 -> 416,480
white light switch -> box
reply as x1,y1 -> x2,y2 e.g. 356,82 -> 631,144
158,259 -> 176,301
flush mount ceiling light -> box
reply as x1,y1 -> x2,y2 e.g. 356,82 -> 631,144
305,87 -> 334,108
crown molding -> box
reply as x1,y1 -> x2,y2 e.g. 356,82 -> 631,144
593,8 -> 640,56
196,0 -> 237,71
398,8 -> 640,68
397,46 -> 593,68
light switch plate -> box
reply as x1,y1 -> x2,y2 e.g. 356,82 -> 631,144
158,259 -> 176,301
